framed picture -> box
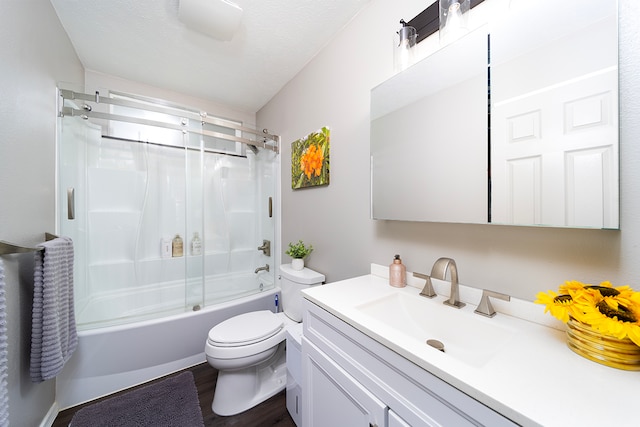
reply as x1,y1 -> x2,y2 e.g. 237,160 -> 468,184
291,127 -> 330,189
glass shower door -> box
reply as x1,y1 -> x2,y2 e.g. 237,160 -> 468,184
57,89 -> 278,329
58,115 -> 201,329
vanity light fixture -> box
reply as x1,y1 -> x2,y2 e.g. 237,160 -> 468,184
439,0 -> 470,45
403,0 -> 483,45
394,19 -> 418,72
178,0 -> 243,41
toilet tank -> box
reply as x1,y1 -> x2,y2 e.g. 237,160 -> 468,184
280,264 -> 325,322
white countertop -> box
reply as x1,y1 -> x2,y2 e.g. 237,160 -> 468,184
302,264 -> 640,427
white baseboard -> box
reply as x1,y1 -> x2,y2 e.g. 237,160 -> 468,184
40,402 -> 59,427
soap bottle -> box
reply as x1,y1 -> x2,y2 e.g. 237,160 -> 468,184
172,234 -> 184,257
191,232 -> 202,255
389,254 -> 406,288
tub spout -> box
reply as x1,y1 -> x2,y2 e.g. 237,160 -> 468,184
255,264 -> 270,274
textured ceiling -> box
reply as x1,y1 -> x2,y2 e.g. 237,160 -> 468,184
49,0 -> 371,113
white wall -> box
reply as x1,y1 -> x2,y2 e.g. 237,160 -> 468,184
0,0 -> 84,425
258,0 -> 640,301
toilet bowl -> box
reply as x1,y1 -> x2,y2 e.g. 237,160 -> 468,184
205,264 -> 324,416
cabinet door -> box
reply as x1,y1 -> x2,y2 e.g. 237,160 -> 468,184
389,410 -> 411,427
303,339 -> 387,427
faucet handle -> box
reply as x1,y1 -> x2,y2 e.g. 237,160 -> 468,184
474,290 -> 510,318
257,239 -> 271,256
413,272 -> 437,298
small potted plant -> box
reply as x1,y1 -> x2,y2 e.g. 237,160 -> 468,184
286,240 -> 313,271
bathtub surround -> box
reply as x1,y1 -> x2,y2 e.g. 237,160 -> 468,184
57,94 -> 278,330
69,371 -> 204,427
31,236 -> 77,383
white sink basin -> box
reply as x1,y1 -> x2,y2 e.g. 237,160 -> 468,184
355,292 -> 517,367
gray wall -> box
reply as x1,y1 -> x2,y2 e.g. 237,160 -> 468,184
258,0 -> 640,301
0,0 -> 84,425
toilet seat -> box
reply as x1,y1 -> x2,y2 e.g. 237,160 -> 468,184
205,311 -> 292,360
208,310 -> 284,347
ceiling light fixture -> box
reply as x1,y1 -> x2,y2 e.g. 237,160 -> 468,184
178,0 -> 243,42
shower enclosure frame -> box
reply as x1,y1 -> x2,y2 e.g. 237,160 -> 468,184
57,88 -> 279,330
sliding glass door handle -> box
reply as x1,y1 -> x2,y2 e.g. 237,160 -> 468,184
67,187 -> 75,220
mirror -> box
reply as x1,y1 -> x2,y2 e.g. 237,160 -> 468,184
490,0 -> 618,228
370,0 -> 618,228
371,26 -> 488,223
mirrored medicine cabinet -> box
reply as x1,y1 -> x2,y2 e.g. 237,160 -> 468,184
370,0 -> 618,229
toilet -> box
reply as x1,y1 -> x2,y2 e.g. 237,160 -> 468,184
205,264 -> 325,416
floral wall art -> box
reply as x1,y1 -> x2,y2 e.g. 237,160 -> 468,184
291,126 -> 330,189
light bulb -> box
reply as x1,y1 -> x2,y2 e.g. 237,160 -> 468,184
439,0 -> 469,44
394,21 -> 417,72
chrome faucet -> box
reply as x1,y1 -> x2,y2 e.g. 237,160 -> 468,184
431,257 -> 465,309
254,264 -> 270,274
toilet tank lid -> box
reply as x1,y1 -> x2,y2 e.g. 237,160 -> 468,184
280,264 -> 325,284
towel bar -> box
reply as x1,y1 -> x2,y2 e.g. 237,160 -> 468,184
0,233 -> 59,255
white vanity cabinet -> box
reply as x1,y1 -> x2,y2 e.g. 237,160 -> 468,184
302,299 -> 517,427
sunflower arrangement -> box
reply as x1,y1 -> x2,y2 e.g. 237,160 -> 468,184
535,281 -> 640,347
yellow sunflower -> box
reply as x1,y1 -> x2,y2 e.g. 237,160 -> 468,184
535,290 -> 575,323
580,298 -> 640,346
558,280 -> 589,295
537,280 -> 640,347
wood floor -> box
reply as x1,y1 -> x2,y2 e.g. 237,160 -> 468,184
52,363 -> 296,427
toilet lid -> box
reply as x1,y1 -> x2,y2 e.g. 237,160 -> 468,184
208,310 -> 284,347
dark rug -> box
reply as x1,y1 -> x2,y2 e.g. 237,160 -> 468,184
69,371 -> 204,427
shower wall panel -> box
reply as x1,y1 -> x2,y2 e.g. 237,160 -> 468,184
59,112 -> 274,329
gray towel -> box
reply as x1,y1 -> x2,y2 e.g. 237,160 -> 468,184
31,236 -> 77,383
0,260 -> 8,426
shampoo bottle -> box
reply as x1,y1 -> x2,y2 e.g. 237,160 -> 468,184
389,254 -> 406,287
172,234 -> 184,257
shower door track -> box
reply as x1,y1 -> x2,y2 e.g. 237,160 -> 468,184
102,135 -> 248,158
58,89 -> 280,153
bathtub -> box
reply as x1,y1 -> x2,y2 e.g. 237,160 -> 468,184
55,286 -> 280,410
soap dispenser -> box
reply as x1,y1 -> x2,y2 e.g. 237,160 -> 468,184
191,232 -> 202,255
389,254 -> 406,288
